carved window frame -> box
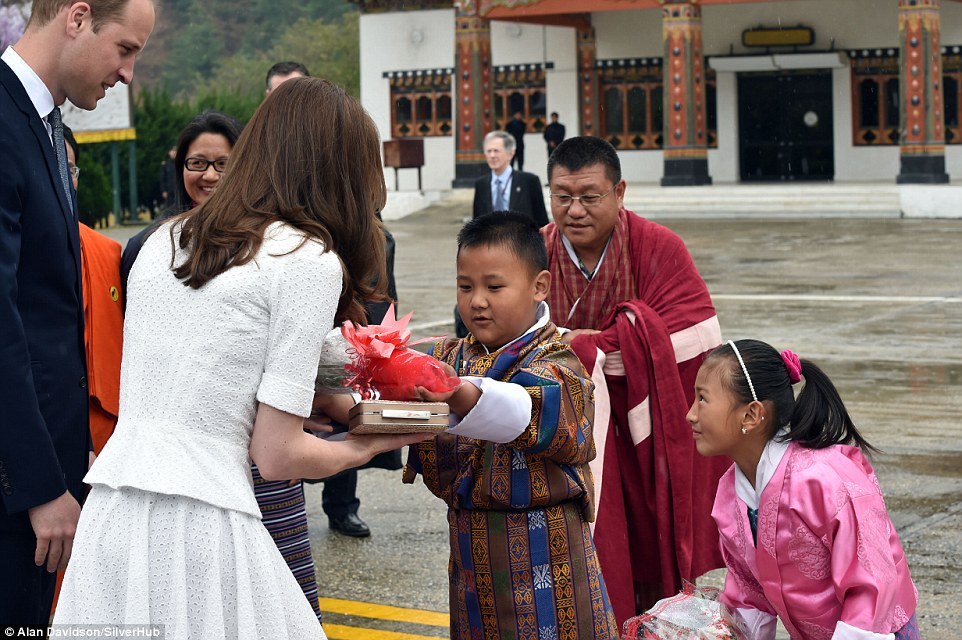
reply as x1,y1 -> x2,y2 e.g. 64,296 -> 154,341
595,58 -> 717,151
386,69 -> 453,138
492,64 -> 551,133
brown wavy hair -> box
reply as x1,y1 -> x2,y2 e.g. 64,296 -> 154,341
171,77 -> 387,326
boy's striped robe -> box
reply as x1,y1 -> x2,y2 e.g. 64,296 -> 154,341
405,323 -> 620,640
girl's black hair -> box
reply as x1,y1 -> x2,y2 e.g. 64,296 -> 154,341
708,339 -> 877,453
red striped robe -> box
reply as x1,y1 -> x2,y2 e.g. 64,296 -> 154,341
543,209 -> 728,627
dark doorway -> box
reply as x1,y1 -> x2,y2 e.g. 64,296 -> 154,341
739,71 -> 834,181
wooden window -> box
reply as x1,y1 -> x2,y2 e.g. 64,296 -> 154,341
850,47 -> 962,146
385,69 -> 453,138
493,64 -> 551,133
945,47 -> 962,145
850,50 -> 900,145
595,58 -> 716,151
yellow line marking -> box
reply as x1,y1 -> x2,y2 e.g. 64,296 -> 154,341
323,623 -> 443,640
319,597 -> 448,628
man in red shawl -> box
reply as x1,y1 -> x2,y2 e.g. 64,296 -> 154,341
541,136 -> 729,627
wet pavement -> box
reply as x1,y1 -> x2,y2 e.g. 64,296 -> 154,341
104,201 -> 962,638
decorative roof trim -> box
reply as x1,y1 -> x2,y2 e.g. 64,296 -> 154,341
595,57 -> 663,68
492,62 -> 555,73
847,48 -> 899,59
383,68 -> 455,79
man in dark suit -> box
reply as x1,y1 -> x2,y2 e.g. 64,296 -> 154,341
504,111 -> 526,171
459,130 -> 548,337
0,0 -> 154,624
471,130 -> 548,226
543,112 -> 565,156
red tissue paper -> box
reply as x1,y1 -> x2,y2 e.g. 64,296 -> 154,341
340,306 -> 461,401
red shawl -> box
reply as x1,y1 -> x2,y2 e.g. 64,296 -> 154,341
544,210 -> 729,627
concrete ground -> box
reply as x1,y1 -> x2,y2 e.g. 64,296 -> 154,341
103,199 -> 962,638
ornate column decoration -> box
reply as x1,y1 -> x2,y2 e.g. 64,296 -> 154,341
660,0 -> 711,186
577,24 -> 599,137
897,0 -> 949,183
453,2 -> 494,187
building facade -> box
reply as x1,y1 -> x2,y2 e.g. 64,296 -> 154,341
355,0 -> 962,191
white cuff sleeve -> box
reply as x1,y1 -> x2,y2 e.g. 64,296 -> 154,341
731,608 -> 777,640
445,377 -> 531,443
832,621 -> 894,640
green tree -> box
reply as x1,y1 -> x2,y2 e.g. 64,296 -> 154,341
76,147 -> 113,227
208,12 -> 361,98
162,3 -> 227,95
77,4 -> 362,214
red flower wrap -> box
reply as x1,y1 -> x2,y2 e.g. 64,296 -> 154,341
341,306 -> 460,401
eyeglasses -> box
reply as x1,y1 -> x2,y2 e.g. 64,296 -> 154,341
549,184 -> 616,208
184,157 -> 228,173
68,164 -> 80,180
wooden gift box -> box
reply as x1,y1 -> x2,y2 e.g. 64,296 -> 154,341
348,400 -> 449,434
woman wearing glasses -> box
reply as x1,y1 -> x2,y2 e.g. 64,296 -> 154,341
120,111 -> 243,292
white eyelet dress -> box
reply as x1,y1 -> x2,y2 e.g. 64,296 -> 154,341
54,221 -> 340,639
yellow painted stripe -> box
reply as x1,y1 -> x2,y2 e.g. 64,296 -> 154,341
323,623 -> 442,640
318,597 -> 448,628
74,128 -> 137,143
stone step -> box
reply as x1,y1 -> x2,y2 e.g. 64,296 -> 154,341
622,184 -> 902,216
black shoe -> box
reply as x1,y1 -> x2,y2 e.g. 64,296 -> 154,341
328,513 -> 371,537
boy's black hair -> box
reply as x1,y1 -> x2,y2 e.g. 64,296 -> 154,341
457,212 -> 548,274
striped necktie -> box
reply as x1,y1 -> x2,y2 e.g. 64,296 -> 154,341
494,177 -> 506,211
48,107 -> 73,212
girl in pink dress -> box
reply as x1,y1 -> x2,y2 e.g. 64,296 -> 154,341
687,339 -> 920,640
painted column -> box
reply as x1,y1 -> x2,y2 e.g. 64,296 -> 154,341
453,2 -> 493,187
660,0 -> 711,186
897,0 -> 949,183
577,25 -> 599,137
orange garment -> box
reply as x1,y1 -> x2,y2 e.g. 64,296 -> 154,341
79,223 -> 124,452
52,225 -> 124,616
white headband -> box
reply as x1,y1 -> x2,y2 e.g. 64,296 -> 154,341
728,340 -> 758,402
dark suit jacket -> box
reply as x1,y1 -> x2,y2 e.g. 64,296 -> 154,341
0,61 -> 89,532
472,170 -> 548,227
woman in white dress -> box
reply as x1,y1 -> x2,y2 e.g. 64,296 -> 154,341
53,78 -> 428,638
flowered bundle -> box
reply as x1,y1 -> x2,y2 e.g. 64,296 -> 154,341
315,306 -> 460,401
623,583 -> 745,640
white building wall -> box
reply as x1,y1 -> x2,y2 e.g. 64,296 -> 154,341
592,9 -> 663,60
359,9 -> 455,191
361,1 -> 960,188
489,21 -> 579,180
592,9 -> 664,182
702,1 -> 898,53
712,71 -> 739,183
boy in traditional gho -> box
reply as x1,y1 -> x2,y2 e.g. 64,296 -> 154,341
403,212 -> 620,639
